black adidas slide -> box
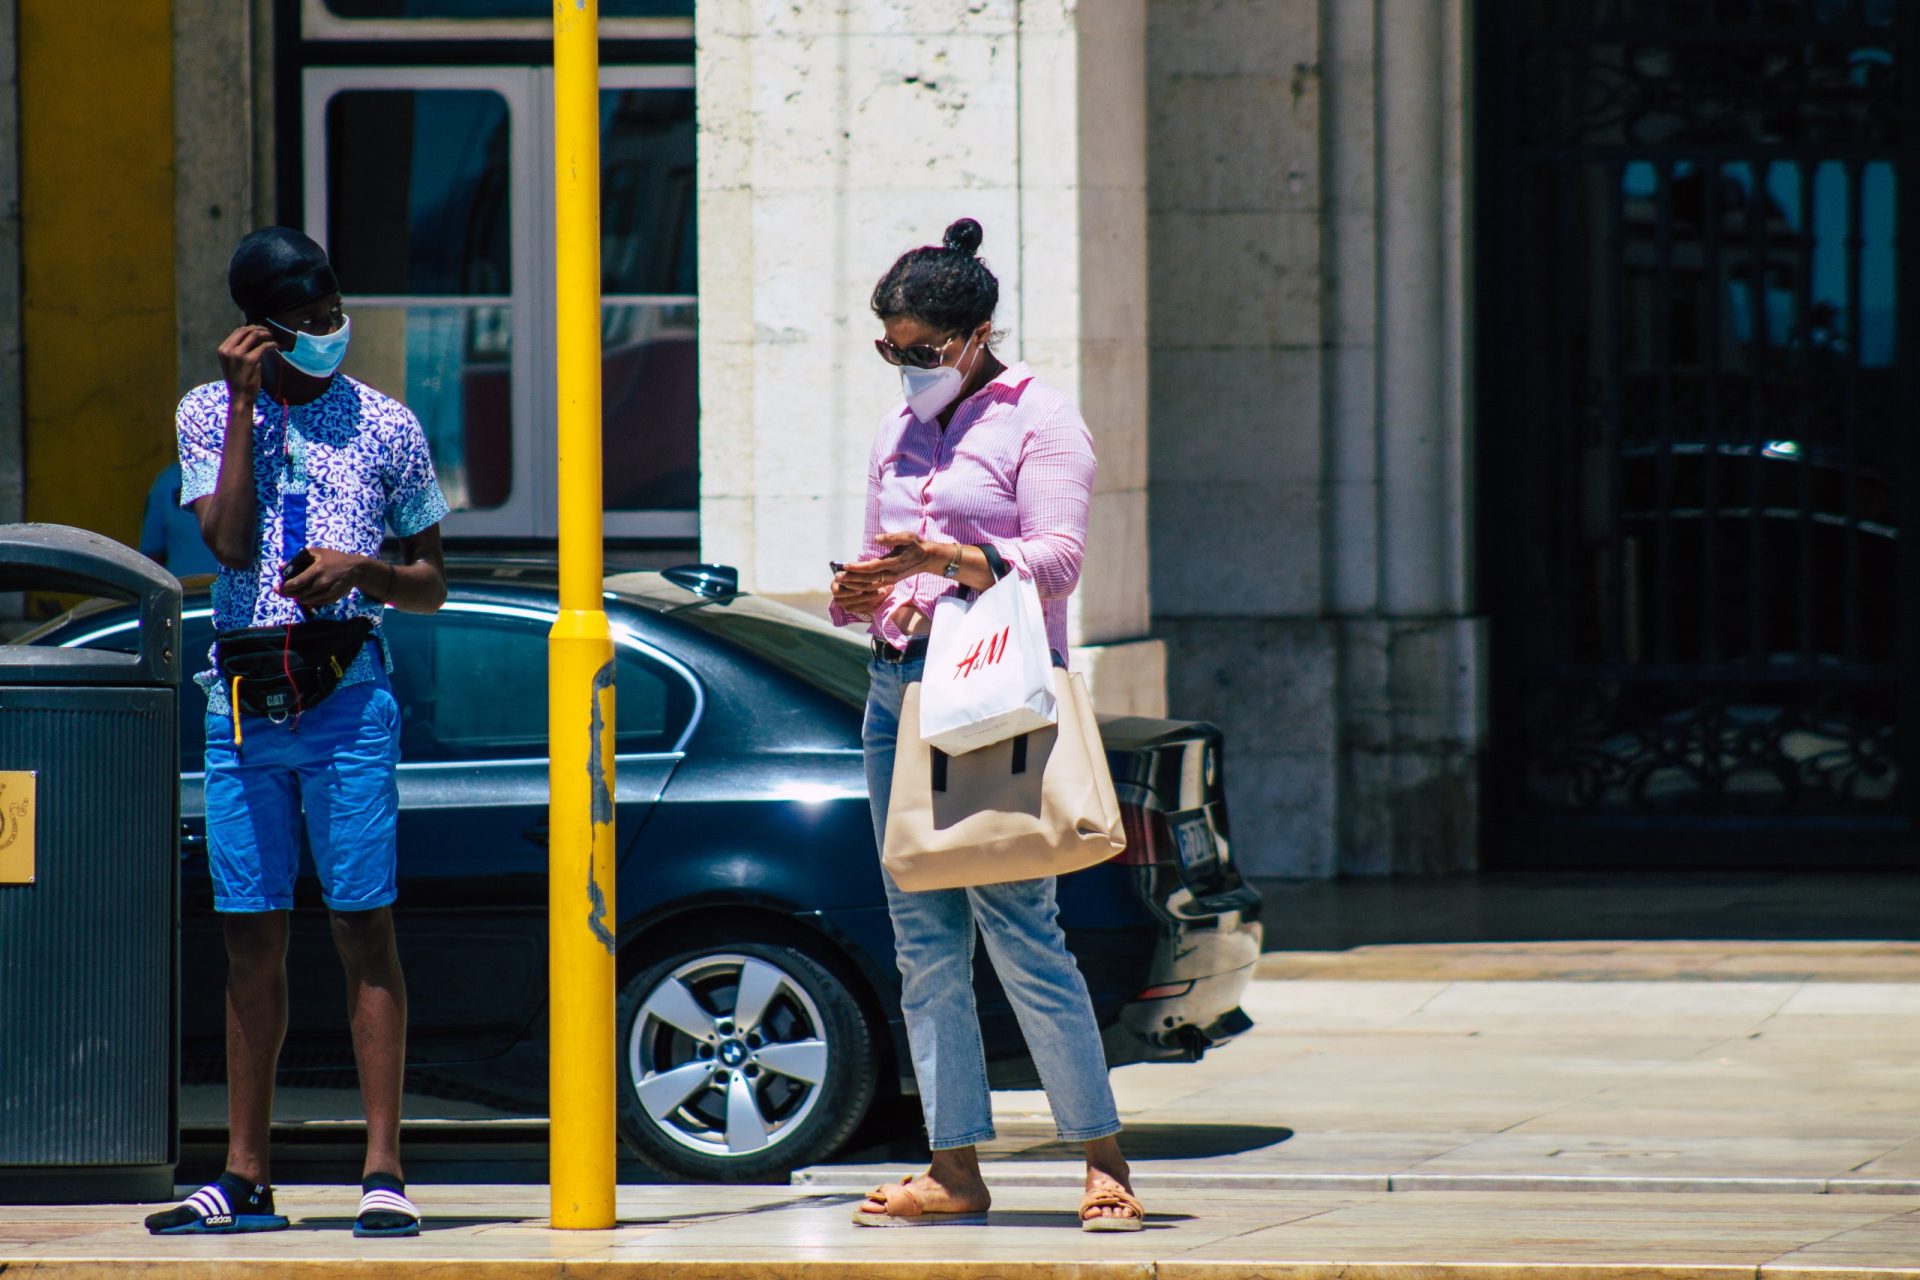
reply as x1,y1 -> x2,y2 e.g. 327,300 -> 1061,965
354,1171 -> 421,1238
144,1172 -> 290,1235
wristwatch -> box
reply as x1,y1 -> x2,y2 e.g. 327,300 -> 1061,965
942,546 -> 964,579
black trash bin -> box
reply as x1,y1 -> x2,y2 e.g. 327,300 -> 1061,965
0,524 -> 180,1203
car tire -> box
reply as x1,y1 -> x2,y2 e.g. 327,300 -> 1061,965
616,940 -> 878,1182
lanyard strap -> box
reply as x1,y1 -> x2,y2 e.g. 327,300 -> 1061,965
277,397 -> 307,568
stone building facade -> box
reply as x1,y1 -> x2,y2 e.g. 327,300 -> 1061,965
699,0 -> 1481,877
0,0 -> 1484,878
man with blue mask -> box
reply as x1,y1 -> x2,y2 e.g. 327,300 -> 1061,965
144,227 -> 449,1240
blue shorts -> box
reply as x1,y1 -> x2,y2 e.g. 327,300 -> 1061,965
203,677 -> 402,914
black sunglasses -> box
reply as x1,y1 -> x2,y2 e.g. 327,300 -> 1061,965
874,334 -> 959,370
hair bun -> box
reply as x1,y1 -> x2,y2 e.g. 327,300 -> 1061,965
942,218 -> 984,257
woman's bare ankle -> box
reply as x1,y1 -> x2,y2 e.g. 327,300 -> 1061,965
1083,1137 -> 1131,1186
928,1147 -> 982,1182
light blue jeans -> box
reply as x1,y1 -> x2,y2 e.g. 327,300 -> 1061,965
864,656 -> 1123,1150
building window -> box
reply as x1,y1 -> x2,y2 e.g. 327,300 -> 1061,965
291,6 -> 696,543
300,0 -> 690,42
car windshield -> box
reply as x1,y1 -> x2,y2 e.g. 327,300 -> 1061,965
630,587 -> 872,709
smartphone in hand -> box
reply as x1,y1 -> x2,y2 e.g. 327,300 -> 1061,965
280,547 -> 317,619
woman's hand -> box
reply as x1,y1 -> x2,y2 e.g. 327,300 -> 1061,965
852,532 -> 952,581
835,533 -> 938,617
830,570 -> 887,618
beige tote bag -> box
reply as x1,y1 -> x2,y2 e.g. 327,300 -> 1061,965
883,671 -> 1127,891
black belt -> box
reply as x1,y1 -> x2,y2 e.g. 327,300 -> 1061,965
872,636 -> 930,664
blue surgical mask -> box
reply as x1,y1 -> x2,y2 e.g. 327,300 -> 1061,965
266,314 -> 351,379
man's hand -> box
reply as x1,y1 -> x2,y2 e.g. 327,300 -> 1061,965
218,325 -> 278,401
276,546 -> 371,611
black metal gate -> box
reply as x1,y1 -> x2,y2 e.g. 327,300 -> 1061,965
1480,0 -> 1919,868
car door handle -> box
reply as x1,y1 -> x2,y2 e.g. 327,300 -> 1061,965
521,823 -> 549,848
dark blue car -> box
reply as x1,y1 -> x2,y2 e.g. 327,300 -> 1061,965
27,562 -> 1262,1181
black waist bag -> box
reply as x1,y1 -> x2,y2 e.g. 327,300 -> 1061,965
216,617 -> 376,720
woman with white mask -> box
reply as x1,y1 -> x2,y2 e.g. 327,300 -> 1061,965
829,218 -> 1142,1231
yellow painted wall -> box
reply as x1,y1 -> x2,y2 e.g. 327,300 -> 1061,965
18,0 -> 175,590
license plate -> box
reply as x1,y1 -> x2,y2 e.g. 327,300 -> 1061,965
1170,811 -> 1216,871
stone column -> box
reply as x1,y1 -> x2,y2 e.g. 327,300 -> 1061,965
0,0 -> 22,539
173,0 -> 258,395
696,0 -> 1164,714
1332,0 -> 1483,875
1150,0 -> 1339,875
1149,0 -> 1484,876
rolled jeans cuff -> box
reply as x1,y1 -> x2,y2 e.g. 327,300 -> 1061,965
928,1127 -> 998,1152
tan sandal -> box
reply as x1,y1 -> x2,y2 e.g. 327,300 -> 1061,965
1080,1186 -> 1145,1232
850,1176 -> 989,1228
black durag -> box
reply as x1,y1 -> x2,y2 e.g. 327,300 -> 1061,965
228,226 -> 339,323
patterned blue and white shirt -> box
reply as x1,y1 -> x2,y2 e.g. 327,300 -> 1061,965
177,374 -> 450,715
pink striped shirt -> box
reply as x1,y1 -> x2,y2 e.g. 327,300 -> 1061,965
831,362 -> 1097,662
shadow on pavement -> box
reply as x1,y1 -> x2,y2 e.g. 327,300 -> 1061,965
999,1124 -> 1293,1162
1255,871 -> 1920,949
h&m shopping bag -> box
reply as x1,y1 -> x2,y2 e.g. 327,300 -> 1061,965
919,570 -> 1057,754
883,671 -> 1126,891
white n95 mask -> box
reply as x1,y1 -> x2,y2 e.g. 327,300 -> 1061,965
901,334 -> 977,423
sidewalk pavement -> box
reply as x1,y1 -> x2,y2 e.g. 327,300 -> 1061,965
5,943 -> 1920,1277
802,944 -> 1920,1195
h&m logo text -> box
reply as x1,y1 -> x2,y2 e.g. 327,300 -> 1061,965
952,628 -> 1011,679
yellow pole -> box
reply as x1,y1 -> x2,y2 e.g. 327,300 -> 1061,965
549,0 -> 616,1231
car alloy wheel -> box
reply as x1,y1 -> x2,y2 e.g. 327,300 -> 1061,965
627,951 -> 835,1158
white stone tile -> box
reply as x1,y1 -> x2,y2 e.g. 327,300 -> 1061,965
751,344 -> 856,500
1077,8 -> 1149,192
694,33 -> 754,191
1012,185 -> 1083,344
1148,210 -> 1321,348
744,191 -> 845,338
694,0 -> 751,38
698,493 -> 756,570
1076,488 -> 1151,644
1070,637 -> 1167,716
1078,186 -> 1150,340
1014,0 -> 1077,37
748,0 -> 1018,38
1150,69 -> 1318,215
843,37 -> 1022,193
1159,617 -> 1339,751
1222,753 -> 1340,878
695,188 -> 756,342
1080,340 -> 1150,496
752,493 -> 842,593
1323,477 -> 1381,614
696,340 -> 758,494
1147,345 -> 1322,483
1148,0 -> 1318,79
1150,478 -> 1322,615
1016,29 -> 1082,191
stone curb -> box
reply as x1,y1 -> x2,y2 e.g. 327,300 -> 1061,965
6,1261 -> 1920,1280
794,1167 -> 1920,1196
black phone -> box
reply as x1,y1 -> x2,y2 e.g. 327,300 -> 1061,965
283,547 -> 315,580
829,560 -> 848,573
